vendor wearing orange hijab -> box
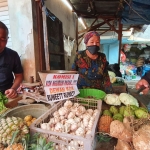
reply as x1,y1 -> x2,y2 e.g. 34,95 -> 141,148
72,31 -> 112,93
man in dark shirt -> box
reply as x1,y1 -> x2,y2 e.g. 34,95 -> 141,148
0,21 -> 23,98
136,71 -> 150,94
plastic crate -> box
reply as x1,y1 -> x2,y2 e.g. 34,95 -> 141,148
30,97 -> 102,150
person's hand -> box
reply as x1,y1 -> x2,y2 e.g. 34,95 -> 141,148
5,88 -> 17,99
136,79 -> 149,94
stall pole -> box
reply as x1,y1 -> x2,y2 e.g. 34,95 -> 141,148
118,20 -> 123,64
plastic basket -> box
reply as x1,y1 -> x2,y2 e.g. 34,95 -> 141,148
4,104 -> 49,118
30,97 -> 102,150
77,89 -> 106,100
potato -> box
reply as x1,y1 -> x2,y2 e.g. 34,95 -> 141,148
31,118 -> 36,123
26,121 -> 32,126
115,139 -> 132,150
24,115 -> 33,122
133,124 -> 150,150
110,120 -> 132,142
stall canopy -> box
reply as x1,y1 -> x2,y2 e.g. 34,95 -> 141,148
121,0 -> 150,25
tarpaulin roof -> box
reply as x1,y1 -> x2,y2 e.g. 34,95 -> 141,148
121,0 -> 150,25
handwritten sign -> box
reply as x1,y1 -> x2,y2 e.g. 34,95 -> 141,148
45,74 -> 78,86
44,74 -> 79,102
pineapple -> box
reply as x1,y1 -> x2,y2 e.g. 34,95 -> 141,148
4,143 -> 24,150
0,117 -> 29,145
28,133 -> 54,150
98,115 -> 113,133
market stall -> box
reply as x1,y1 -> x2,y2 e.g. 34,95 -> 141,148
0,71 -> 149,150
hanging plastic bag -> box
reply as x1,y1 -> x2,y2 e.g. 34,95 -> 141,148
63,35 -> 75,56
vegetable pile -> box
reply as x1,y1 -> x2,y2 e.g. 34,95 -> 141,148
0,92 -> 8,115
104,93 -> 139,107
112,116 -> 150,150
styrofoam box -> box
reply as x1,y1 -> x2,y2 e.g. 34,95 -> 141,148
30,97 -> 102,150
124,80 -> 139,89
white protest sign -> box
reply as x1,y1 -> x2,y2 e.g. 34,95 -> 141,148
44,74 -> 79,102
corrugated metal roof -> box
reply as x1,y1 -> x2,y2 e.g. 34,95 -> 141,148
68,0 -> 150,25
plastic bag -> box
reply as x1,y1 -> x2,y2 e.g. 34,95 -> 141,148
63,35 -> 75,56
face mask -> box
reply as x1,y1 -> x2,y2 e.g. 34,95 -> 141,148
87,45 -> 100,55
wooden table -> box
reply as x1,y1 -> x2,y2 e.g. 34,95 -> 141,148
5,95 -> 22,108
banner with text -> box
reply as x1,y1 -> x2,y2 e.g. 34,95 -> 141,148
44,74 -> 79,102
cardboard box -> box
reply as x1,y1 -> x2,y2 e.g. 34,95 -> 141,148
112,84 -> 127,94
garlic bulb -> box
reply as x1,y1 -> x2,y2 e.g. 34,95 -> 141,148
77,122 -> 81,127
58,107 -> 68,116
47,122 -> 55,128
59,137 -> 67,142
86,109 -> 93,116
50,127 -> 54,131
76,106 -> 86,116
73,103 -> 80,108
60,119 -> 67,125
74,117 -> 81,123
66,118 -> 75,124
53,111 -> 59,118
59,144 -> 67,150
49,118 -> 55,124
82,113 -> 91,121
71,123 -> 78,131
49,135 -> 56,140
83,119 -> 89,127
68,146 -> 76,150
41,123 -> 47,130
88,119 -> 94,129
55,122 -> 64,132
64,100 -> 73,108
86,129 -> 92,135
70,140 -> 79,147
60,115 -> 65,120
64,122 -> 71,133
75,127 -> 85,136
53,117 -> 60,124
67,112 -> 75,119
64,112 -> 69,119
80,121 -> 85,129
90,116 -> 95,122
93,109 -> 99,117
